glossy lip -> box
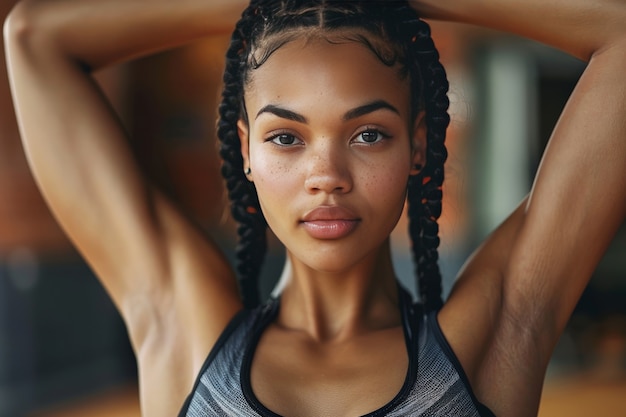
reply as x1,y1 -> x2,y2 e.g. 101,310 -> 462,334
300,206 -> 360,240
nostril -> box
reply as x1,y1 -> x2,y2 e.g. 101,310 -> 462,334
304,170 -> 352,194
303,148 -> 353,193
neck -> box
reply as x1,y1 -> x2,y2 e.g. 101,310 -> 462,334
277,241 -> 402,342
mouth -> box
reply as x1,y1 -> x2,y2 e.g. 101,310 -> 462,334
300,206 -> 360,240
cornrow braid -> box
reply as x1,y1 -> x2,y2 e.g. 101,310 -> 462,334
218,1 -> 268,309
218,0 -> 449,311
404,15 -> 449,312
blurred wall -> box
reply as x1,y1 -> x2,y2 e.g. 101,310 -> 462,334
0,2 -> 136,415
0,5 -> 623,416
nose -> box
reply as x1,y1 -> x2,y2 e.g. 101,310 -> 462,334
304,143 -> 353,194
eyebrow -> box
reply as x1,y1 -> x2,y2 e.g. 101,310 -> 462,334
343,100 -> 400,121
255,100 -> 400,124
256,105 -> 307,123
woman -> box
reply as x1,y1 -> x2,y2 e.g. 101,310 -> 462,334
4,0 -> 625,416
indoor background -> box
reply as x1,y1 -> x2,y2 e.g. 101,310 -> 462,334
0,3 -> 624,416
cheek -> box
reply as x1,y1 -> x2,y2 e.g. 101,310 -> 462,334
249,149 -> 297,210
360,153 -> 412,205
249,142 -> 412,221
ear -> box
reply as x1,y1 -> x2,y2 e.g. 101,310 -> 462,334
410,111 -> 427,176
238,119 -> 252,180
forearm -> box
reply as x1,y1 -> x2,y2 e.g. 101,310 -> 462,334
5,0 -> 246,70
409,0 -> 626,61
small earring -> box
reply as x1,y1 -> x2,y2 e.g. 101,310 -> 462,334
244,167 -> 251,175
410,164 -> 423,177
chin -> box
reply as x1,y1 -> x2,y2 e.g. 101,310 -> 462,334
288,241 -> 386,276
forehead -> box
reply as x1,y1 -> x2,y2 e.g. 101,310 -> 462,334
243,36 -> 410,119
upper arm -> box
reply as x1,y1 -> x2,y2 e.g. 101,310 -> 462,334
5,3 -> 248,414
4,3 -> 242,351
444,31 -> 626,336
502,42 -> 626,333
6,3 -> 164,295
439,39 -> 626,416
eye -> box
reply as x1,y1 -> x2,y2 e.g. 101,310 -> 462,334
353,129 -> 390,144
268,133 -> 303,146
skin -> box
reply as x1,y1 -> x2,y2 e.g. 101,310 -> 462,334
238,38 -> 423,415
3,0 -> 626,416
240,37 -> 422,292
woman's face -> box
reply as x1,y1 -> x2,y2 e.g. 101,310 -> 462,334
239,35 -> 425,273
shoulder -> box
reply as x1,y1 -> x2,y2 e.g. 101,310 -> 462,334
397,304 -> 497,417
177,300 -> 278,417
437,290 -> 547,416
183,298 -> 279,385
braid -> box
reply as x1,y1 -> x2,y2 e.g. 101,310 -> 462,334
405,17 -> 449,312
368,3 -> 449,311
218,3 -> 268,309
218,0 -> 449,311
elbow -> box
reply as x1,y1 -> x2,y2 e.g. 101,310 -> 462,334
588,11 -> 626,61
4,2 -> 58,54
594,33 -> 626,60
4,3 -> 37,47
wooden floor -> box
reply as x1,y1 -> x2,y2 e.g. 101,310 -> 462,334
29,384 -> 141,417
539,376 -> 626,417
29,375 -> 626,417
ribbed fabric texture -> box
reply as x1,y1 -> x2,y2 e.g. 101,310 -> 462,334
180,296 -> 495,417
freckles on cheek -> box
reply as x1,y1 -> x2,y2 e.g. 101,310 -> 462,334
253,156 -> 296,198
256,156 -> 291,178
363,160 -> 409,193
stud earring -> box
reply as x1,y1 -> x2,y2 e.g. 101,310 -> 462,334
410,164 -> 423,176
244,167 -> 251,175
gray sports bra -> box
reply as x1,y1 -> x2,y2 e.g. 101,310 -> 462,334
178,288 -> 496,416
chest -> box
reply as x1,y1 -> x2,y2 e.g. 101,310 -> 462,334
249,325 -> 409,417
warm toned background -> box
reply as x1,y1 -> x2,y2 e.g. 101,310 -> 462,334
1,2 -> 624,416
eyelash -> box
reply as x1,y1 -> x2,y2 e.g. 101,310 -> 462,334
352,128 -> 392,145
264,127 -> 392,147
265,131 -> 303,147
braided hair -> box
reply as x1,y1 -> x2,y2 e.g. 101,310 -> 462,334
218,0 -> 450,311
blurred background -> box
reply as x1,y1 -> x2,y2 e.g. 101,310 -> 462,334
0,2 -> 624,416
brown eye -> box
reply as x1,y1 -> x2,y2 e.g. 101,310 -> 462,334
361,131 -> 380,143
278,134 -> 295,144
354,129 -> 389,144
269,133 -> 302,146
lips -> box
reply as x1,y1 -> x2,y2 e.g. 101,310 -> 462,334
300,206 -> 360,239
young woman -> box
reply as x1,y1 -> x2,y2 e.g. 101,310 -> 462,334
4,0 -> 625,416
